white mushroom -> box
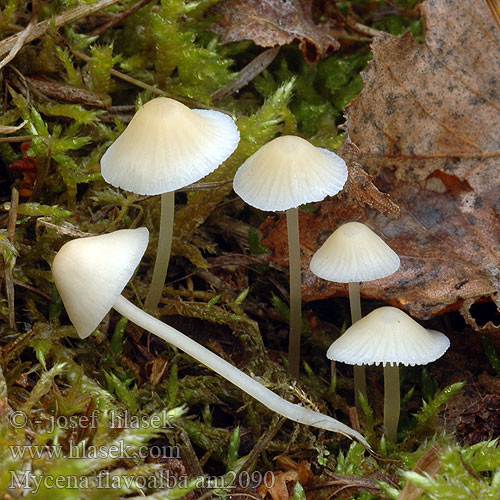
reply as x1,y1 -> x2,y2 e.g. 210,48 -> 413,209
101,97 -> 240,311
327,306 -> 450,441
233,136 -> 348,377
52,228 -> 368,447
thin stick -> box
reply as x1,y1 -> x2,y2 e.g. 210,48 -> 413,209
5,188 -> 19,330
0,0 -> 39,71
0,0 -> 122,59
383,364 -> 400,442
349,282 -> 366,409
0,135 -> 32,143
235,415 -> 285,482
144,191 -> 175,312
211,47 -> 280,101
286,207 -> 302,378
71,49 -> 219,112
90,0 -> 154,37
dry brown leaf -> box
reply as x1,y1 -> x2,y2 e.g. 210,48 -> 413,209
257,458 -> 313,500
146,356 -> 169,388
398,444 -> 441,500
209,0 -> 339,63
262,0 -> 500,328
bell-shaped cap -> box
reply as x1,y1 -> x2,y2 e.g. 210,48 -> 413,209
310,221 -> 400,283
52,228 -> 149,339
101,98 -> 240,195
327,306 -> 450,367
233,135 -> 348,211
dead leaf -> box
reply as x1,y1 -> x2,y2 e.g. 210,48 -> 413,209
209,0 -> 339,63
257,458 -> 312,500
146,356 -> 169,388
262,0 -> 500,328
398,444 -> 441,500
344,163 -> 400,218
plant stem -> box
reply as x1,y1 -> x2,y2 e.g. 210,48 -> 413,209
112,294 -> 368,447
144,191 -> 175,312
383,363 -> 400,442
286,207 -> 302,378
349,281 -> 366,409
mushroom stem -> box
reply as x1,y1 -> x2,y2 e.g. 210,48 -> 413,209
286,207 -> 302,378
144,191 -> 175,312
383,363 -> 400,442
112,294 -> 368,447
348,282 -> 366,409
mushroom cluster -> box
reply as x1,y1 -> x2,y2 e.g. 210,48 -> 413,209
310,222 -> 400,407
309,222 -> 450,441
50,95 -> 451,448
52,227 -> 367,446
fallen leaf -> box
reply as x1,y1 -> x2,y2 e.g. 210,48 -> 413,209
398,444 -> 441,500
146,356 -> 169,388
257,458 -> 313,500
209,0 -> 339,63
262,0 -> 500,328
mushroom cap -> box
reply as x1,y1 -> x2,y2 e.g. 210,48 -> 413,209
310,221 -> 400,283
233,135 -> 348,211
101,98 -> 240,195
327,306 -> 450,366
52,228 -> 149,339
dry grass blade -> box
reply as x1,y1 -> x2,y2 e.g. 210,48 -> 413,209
4,188 -> 19,330
0,0 -> 122,59
0,0 -> 39,70
486,0 -> 500,28
212,47 -> 280,101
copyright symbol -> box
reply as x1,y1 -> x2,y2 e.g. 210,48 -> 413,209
9,411 -> 28,428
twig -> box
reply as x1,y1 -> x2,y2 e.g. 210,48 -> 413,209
70,48 -> 222,112
0,0 -> 40,70
26,77 -> 111,108
0,135 -> 32,143
328,3 -> 385,39
352,22 -> 385,38
309,475 -> 381,496
13,279 -> 55,303
5,188 -> 19,330
178,179 -> 232,192
211,47 -> 280,101
90,0 -> 154,37
235,415 -> 286,481
0,0 -> 123,59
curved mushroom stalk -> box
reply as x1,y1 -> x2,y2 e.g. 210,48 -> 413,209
113,295 -> 368,445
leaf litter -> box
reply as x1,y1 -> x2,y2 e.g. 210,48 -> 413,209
262,0 -> 500,330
